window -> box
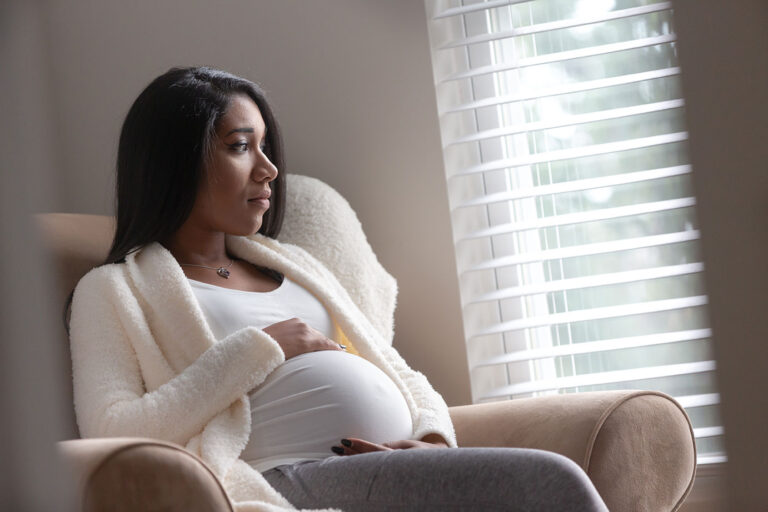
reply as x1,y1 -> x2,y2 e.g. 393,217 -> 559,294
424,0 -> 724,465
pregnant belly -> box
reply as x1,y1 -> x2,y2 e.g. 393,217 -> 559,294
241,350 -> 414,470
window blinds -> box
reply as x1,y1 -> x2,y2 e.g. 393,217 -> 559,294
424,0 -> 724,465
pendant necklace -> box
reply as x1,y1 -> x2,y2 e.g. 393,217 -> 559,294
179,259 -> 234,279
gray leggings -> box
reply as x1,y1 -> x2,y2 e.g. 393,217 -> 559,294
262,447 -> 608,511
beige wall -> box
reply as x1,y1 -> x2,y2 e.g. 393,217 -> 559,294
45,0 -> 471,405
672,0 -> 768,510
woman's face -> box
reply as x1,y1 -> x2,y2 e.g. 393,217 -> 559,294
189,93 -> 278,236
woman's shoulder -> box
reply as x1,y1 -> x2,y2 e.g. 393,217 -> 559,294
73,261 -> 130,296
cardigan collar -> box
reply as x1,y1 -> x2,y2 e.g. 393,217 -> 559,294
123,233 -> 370,375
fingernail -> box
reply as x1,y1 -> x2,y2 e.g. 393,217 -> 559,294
341,438 -> 352,447
331,446 -> 344,455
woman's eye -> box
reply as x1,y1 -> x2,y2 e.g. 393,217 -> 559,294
228,140 -> 266,154
229,141 -> 248,152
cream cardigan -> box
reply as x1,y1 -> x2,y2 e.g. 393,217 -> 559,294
69,231 -> 457,511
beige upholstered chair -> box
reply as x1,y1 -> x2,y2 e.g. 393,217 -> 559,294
39,175 -> 696,511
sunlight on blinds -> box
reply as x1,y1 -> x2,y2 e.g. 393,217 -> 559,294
424,0 -> 725,465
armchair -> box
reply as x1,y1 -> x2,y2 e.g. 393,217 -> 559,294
39,175 -> 696,511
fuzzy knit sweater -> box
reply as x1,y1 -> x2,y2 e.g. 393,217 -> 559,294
68,175 -> 457,512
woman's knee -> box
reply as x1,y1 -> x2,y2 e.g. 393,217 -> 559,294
531,451 -> 607,511
379,448 -> 607,511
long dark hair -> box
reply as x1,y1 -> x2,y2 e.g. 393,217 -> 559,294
63,66 -> 286,333
112,66 -> 286,259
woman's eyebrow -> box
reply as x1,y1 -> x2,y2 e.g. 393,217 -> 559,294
224,127 -> 255,136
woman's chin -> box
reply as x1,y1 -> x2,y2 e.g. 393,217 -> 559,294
226,220 -> 263,237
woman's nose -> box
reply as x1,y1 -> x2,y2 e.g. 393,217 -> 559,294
253,150 -> 278,182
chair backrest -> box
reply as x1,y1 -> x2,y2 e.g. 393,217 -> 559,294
36,213 -> 115,438
36,174 -> 398,440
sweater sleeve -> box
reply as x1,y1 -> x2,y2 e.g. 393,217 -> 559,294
377,342 -> 458,448
69,269 -> 285,445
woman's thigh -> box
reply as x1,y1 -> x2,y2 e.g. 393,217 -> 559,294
261,447 -> 608,511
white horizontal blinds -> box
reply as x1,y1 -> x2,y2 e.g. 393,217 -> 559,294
424,0 -> 724,464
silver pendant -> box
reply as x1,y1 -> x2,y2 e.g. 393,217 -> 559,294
217,267 -> 230,278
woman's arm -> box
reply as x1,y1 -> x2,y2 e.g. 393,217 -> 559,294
377,342 -> 458,448
332,436 -> 448,456
69,270 -> 285,445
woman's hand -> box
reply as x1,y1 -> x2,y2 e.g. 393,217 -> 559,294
263,318 -> 344,360
331,435 -> 449,456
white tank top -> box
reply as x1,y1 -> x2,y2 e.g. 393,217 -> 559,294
188,275 -> 413,472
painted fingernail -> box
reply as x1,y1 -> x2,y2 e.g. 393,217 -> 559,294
341,438 -> 352,447
331,446 -> 344,455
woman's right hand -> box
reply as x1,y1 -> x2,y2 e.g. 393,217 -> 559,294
263,318 -> 344,360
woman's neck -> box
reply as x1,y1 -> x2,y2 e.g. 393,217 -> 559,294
162,223 -> 232,266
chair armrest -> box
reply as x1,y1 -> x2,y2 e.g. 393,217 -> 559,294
57,437 -> 233,512
449,390 -> 696,512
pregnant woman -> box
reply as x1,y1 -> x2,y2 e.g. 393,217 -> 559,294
66,66 -> 607,511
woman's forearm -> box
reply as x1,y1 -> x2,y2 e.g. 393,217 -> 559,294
70,271 -> 285,445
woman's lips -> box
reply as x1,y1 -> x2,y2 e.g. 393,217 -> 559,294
248,198 -> 270,209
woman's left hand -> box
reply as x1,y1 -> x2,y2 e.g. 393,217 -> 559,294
332,435 -> 448,456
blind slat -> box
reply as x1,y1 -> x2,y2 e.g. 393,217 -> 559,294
432,0 -> 531,20
462,230 -> 700,274
693,426 -> 725,439
697,454 -> 727,465
454,165 -> 691,210
448,99 -> 684,146
470,295 -> 708,339
474,328 -> 712,367
442,67 -> 681,114
459,197 -> 696,242
467,262 -> 703,304
675,393 -> 720,409
478,360 -> 716,398
440,34 -> 676,83
438,3 -> 672,50
450,132 -> 688,177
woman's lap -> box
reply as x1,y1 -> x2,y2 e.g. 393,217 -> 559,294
261,447 -> 608,511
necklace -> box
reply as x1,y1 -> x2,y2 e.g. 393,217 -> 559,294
179,258 -> 234,279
